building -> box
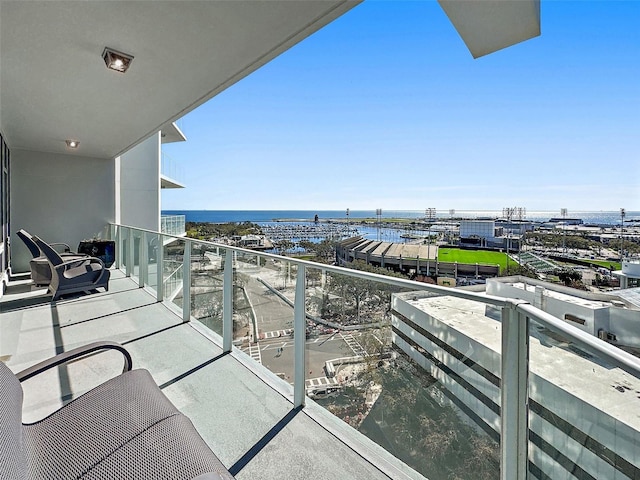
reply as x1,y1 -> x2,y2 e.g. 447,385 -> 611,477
391,291 -> 640,480
459,219 -> 524,251
613,259 -> 640,289
336,236 -> 501,278
459,220 -> 498,246
486,276 -> 640,346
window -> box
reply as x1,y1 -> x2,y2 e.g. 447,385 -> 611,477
564,313 -> 586,325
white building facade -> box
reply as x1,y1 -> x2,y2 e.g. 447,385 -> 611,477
392,292 -> 640,480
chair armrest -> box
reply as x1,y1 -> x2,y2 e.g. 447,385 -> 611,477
54,256 -> 105,270
49,242 -> 72,253
192,474 -> 225,480
16,341 -> 132,382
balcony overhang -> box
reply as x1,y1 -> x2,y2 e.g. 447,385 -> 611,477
0,1 -> 362,159
438,0 -> 540,58
160,122 -> 187,145
160,174 -> 185,189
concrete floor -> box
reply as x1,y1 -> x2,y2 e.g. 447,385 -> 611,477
1,270 -> 425,480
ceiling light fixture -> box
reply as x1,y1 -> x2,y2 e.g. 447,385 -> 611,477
65,140 -> 80,149
102,47 -> 134,73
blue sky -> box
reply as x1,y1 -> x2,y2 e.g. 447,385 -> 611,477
162,0 -> 639,212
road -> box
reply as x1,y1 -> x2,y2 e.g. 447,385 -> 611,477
235,259 -> 376,391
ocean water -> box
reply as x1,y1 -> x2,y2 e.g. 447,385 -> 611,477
162,209 -> 640,226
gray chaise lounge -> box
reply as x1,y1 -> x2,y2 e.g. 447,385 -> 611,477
16,229 -> 89,286
0,341 -> 234,480
34,236 -> 109,300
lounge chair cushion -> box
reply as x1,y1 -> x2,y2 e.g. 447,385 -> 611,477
0,363 -> 27,479
20,368 -> 233,480
82,415 -> 231,480
62,261 -> 104,281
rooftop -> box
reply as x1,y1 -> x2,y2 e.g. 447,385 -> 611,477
510,281 -> 612,309
401,293 -> 640,432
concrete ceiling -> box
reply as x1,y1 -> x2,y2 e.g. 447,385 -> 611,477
438,0 -> 540,59
0,0 -> 361,159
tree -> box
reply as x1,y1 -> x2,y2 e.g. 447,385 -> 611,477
276,239 -> 294,256
328,261 -> 406,323
558,269 -> 582,286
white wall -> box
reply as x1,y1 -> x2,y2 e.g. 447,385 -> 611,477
608,308 -> 640,346
116,132 -> 160,232
486,279 -> 607,335
11,149 -> 115,273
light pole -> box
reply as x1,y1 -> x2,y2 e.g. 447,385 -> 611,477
502,207 -> 526,273
620,208 -> 626,263
449,209 -> 455,245
425,208 -> 436,276
346,208 -> 350,238
503,208 -> 512,272
376,208 -> 382,241
561,208 -> 568,256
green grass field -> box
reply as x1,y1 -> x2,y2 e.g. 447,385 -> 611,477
578,259 -> 621,270
437,248 -> 510,272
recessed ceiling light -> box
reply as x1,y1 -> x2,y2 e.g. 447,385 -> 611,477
65,140 -> 79,149
102,47 -> 134,73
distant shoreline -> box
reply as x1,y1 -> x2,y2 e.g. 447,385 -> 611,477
169,209 -> 639,226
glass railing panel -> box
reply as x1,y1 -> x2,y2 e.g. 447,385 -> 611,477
161,151 -> 185,185
131,229 -> 141,280
231,252 -> 296,376
163,239 -> 185,309
528,320 -> 640,480
189,242 -> 224,336
312,268 -> 501,480
145,232 -> 160,292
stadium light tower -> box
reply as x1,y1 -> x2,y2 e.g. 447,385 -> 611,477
346,208 -> 350,237
561,208 -> 568,256
425,208 -> 436,271
502,207 -> 526,272
620,208 -> 626,262
449,209 -> 455,245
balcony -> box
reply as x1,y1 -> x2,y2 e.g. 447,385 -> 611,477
161,151 -> 186,189
3,224 -> 640,480
161,214 -> 186,238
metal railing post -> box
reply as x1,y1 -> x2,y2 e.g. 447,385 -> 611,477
156,234 -> 164,302
139,231 -> 147,288
501,304 -> 529,480
293,265 -> 306,408
126,228 -> 133,277
223,249 -> 233,353
115,226 -> 122,269
182,241 -> 191,323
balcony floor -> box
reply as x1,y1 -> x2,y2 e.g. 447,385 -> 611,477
1,270 -> 423,480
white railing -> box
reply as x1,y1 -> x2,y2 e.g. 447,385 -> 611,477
110,223 -> 640,480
